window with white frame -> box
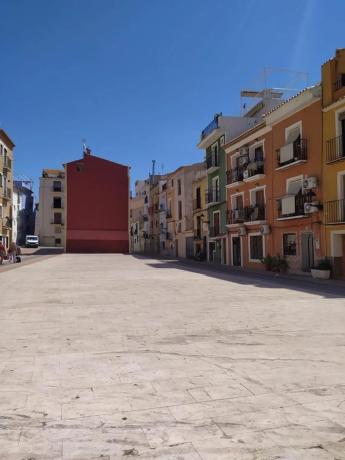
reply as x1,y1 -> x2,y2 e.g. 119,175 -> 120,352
249,234 -> 264,261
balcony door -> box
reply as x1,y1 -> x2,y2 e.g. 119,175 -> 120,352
232,236 -> 241,266
301,232 -> 314,272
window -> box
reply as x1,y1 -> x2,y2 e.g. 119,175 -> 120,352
53,197 -> 62,208
178,179 -> 181,195
54,212 -> 62,224
53,181 -> 62,192
0,205 -> 2,218
283,233 -> 297,256
178,200 -> 182,220
196,187 -> 201,208
55,238 -> 61,245
0,173 -> 3,188
249,235 -> 263,261
76,163 -> 84,172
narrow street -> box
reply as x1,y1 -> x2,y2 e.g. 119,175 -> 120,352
1,254 -> 345,459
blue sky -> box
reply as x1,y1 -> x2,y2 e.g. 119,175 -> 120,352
1,0 -> 344,196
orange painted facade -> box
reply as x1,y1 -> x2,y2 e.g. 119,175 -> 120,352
225,86 -> 323,274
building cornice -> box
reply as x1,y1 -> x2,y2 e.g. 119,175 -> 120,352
322,96 -> 345,112
224,125 -> 271,153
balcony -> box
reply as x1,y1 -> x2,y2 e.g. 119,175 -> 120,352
227,205 -> 266,225
206,188 -> 220,206
335,74 -> 345,91
166,210 -> 173,219
201,117 -> 219,141
276,139 -> 307,168
209,225 -> 221,238
2,217 -> 12,229
206,152 -> 220,173
277,194 -> 306,219
326,135 -> 345,163
166,232 -> 173,240
3,157 -> 11,171
324,199 -> 345,224
194,229 -> 202,240
193,199 -> 202,211
3,188 -> 11,200
227,168 -> 243,186
53,186 -> 63,192
51,219 -> 64,225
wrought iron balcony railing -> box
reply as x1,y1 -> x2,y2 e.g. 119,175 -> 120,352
276,139 -> 307,167
206,152 -> 219,169
326,135 -> 345,163
324,199 -> 345,224
335,74 -> 345,91
277,194 -> 306,219
206,187 -> 220,204
209,225 -> 221,238
227,205 -> 266,224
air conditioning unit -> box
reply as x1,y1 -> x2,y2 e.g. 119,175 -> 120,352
304,201 -> 319,214
303,177 -> 318,190
238,226 -> 246,236
260,224 -> 271,235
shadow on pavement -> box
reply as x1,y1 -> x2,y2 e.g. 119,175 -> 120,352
131,254 -> 345,299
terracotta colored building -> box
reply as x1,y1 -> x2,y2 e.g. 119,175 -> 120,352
225,121 -> 273,269
267,85 -> 323,273
322,48 -> 345,278
65,151 -> 129,253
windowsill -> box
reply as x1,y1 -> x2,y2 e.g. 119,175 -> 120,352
276,160 -> 307,171
243,174 -> 265,183
248,258 -> 262,263
277,215 -> 307,221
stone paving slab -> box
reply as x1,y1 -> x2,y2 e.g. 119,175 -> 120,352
0,254 -> 345,459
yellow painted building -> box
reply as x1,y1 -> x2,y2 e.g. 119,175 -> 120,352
192,169 -> 207,259
322,48 -> 345,278
0,129 -> 14,249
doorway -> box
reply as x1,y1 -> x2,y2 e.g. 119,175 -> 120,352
232,236 -> 242,266
301,232 -> 314,271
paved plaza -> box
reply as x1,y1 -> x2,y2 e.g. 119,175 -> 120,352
1,254 -> 345,459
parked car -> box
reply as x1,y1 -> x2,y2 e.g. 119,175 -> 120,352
25,235 -> 39,248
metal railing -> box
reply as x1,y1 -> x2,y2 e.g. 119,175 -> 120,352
3,157 -> 11,170
209,225 -> 221,238
277,195 -> 305,218
3,188 -> 11,199
335,74 -> 345,91
194,229 -> 202,240
201,117 -> 219,140
166,210 -> 173,219
227,205 -> 266,224
206,152 -> 219,169
324,199 -> 345,224
226,168 -> 243,185
206,187 -> 220,204
277,139 -> 308,167
193,199 -> 202,211
326,135 -> 345,163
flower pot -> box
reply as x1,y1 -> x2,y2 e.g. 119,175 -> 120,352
311,269 -> 331,280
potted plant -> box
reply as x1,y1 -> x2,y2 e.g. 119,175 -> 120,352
261,254 -> 274,271
311,258 -> 332,280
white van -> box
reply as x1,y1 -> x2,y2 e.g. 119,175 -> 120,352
25,235 -> 39,248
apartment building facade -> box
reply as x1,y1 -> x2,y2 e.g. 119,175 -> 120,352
267,85 -> 323,273
0,130 -> 14,249
12,180 -> 35,245
192,169 -> 207,258
129,195 -> 144,253
225,121 -> 272,269
322,48 -> 345,279
37,169 -> 65,247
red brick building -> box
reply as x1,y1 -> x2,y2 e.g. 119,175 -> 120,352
65,152 -> 129,253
